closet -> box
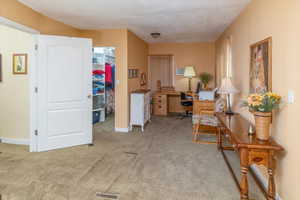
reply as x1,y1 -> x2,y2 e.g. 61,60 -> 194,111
92,47 -> 115,124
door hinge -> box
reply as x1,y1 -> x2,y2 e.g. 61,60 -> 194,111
35,44 -> 38,50
34,130 -> 38,136
34,87 -> 38,93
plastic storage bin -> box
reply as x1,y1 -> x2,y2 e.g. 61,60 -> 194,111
93,111 -> 100,124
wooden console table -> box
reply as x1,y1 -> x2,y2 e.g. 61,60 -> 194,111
216,113 -> 284,200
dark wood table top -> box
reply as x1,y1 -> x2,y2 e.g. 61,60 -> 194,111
216,113 -> 284,151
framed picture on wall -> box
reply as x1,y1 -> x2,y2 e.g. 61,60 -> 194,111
128,68 -> 139,79
250,37 -> 272,93
128,69 -> 133,79
13,54 -> 28,75
176,68 -> 185,76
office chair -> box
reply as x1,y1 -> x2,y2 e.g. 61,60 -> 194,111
180,92 -> 193,119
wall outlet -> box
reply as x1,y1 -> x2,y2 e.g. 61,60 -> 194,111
288,90 -> 295,104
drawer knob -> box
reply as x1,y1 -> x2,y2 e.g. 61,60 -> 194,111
253,157 -> 263,163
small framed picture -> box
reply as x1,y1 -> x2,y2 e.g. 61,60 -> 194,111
13,54 -> 27,74
176,68 -> 185,76
133,69 -> 137,78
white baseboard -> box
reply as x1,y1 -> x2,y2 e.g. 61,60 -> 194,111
115,127 -> 129,132
0,137 -> 29,145
250,165 -> 282,200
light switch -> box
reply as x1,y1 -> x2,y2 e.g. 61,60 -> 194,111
288,90 -> 295,104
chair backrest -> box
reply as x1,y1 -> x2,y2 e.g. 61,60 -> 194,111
180,92 -> 186,100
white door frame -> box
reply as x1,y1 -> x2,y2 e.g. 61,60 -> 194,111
0,17 -> 40,152
29,35 -> 39,152
93,46 -> 117,130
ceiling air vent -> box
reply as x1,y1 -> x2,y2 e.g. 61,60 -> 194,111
150,32 -> 161,39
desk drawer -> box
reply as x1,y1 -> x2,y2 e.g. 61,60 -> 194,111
154,104 -> 167,115
153,95 -> 167,115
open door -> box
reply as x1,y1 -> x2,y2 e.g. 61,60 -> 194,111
36,35 -> 92,152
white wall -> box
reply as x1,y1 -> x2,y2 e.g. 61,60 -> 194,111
0,24 -> 34,143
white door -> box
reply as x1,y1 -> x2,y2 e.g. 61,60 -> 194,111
36,35 -> 92,152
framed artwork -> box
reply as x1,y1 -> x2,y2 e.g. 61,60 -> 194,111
0,54 -> 2,82
128,68 -> 139,79
176,68 -> 185,76
13,54 -> 28,74
250,37 -> 272,93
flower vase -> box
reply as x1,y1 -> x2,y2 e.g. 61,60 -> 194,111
253,111 -> 272,141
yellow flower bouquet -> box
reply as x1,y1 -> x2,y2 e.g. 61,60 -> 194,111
243,92 -> 281,112
242,92 -> 282,140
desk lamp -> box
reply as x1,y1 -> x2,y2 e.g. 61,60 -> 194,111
184,66 -> 196,93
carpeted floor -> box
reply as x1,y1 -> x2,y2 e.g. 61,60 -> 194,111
0,115 -> 264,200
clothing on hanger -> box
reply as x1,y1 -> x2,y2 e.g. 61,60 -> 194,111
105,63 -> 113,83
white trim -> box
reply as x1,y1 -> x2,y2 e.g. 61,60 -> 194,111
250,165 -> 282,200
29,35 -> 39,152
0,17 -> 40,34
115,127 -> 129,133
0,138 -> 29,145
0,17 -> 40,152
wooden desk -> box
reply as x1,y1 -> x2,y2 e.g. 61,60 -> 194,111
153,91 -> 193,115
216,113 -> 284,200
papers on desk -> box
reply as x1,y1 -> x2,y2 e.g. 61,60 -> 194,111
198,88 -> 218,101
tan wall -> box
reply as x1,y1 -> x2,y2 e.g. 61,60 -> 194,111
215,0 -> 300,199
0,0 -> 133,131
0,25 -> 34,140
149,43 -> 215,91
127,30 -> 149,93
0,0 -> 80,36
0,0 -> 81,141
79,29 -> 129,129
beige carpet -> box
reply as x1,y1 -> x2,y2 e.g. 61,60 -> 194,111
0,115 -> 264,200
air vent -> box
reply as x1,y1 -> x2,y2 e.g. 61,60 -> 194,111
96,192 -> 120,200
150,32 -> 161,39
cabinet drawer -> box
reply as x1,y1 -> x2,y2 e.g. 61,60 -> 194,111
154,104 -> 167,115
154,95 -> 167,103
248,150 -> 268,166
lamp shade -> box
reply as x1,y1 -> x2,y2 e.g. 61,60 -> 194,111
184,66 -> 196,77
217,77 -> 239,94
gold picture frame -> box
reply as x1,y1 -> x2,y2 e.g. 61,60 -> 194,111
250,37 -> 272,93
13,54 -> 28,74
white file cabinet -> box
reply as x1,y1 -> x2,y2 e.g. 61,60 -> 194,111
130,90 -> 151,132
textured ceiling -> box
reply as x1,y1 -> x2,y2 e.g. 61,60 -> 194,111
18,0 -> 250,43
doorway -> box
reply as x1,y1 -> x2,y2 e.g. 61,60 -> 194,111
148,55 -> 174,92
92,47 -> 116,132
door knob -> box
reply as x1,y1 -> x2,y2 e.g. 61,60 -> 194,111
87,94 -> 92,99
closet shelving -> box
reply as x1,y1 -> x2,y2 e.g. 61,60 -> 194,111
92,47 -> 115,124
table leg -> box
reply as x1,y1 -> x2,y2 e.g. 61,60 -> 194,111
193,124 -> 199,142
240,148 -> 249,200
217,127 -> 222,150
268,151 -> 276,200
